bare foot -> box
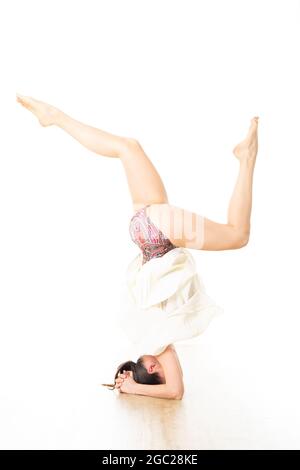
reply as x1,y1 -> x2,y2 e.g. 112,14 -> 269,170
16,93 -> 60,127
233,116 -> 259,163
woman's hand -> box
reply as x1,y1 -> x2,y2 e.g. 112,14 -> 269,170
114,371 -> 137,394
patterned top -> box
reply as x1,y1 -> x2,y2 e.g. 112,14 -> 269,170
129,206 -> 176,264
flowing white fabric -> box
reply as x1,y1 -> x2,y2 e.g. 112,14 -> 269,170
117,247 -> 224,358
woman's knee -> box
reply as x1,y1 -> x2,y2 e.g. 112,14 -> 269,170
231,228 -> 250,249
121,137 -> 142,155
112,137 -> 141,158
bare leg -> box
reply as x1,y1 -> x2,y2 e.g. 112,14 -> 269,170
146,117 -> 259,250
16,93 -> 168,210
201,117 -> 258,249
16,93 -> 259,251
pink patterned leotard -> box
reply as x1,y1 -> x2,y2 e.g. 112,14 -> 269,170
129,205 -> 176,264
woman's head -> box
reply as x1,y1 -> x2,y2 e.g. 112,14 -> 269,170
102,355 -> 165,390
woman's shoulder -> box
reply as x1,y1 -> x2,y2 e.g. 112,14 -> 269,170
156,344 -> 184,377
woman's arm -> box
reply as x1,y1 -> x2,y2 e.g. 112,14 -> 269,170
155,345 -> 184,399
134,382 -> 183,400
117,374 -> 183,400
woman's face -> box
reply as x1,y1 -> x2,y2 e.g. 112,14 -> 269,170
140,355 -> 166,383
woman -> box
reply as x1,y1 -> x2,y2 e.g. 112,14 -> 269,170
16,93 -> 259,400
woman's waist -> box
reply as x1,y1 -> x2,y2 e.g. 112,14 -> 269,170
126,264 -> 200,310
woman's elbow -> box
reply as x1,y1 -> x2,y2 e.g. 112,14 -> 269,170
174,394 -> 183,400
171,387 -> 184,400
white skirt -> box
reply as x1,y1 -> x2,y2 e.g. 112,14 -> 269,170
117,247 -> 224,359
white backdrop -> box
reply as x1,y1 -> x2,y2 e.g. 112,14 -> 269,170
1,0 -> 300,449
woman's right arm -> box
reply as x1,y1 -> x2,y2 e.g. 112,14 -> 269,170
156,345 -> 184,399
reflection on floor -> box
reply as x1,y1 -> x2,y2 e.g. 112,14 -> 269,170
1,325 -> 299,449
99,340 -> 300,450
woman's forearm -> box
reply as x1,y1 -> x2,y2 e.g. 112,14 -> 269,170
134,383 -> 183,400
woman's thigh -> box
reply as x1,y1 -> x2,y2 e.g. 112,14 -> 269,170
121,139 -> 168,211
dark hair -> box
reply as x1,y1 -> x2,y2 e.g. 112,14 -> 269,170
102,357 -> 162,390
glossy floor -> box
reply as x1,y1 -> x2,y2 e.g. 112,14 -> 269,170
1,325 -> 299,450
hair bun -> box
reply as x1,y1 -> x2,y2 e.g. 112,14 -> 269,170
122,360 -> 136,373
114,360 -> 136,381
